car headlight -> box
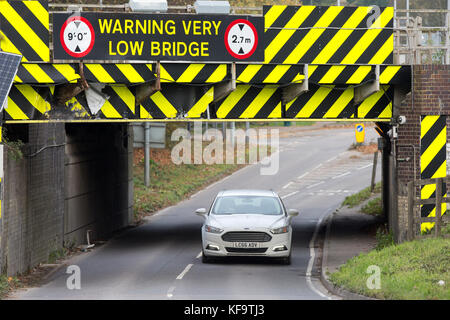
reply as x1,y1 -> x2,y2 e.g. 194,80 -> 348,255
205,225 -> 223,234
270,226 -> 289,234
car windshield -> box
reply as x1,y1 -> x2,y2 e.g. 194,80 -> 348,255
211,195 -> 283,215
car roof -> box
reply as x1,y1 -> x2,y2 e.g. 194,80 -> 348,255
217,189 -> 278,197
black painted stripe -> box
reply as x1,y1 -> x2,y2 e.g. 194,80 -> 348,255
421,116 -> 446,155
254,89 -> 281,119
223,87 -> 261,119
421,146 -> 446,179
0,16 -> 42,61
8,85 -> 41,119
310,88 -> 343,118
285,84 -> 319,118
9,1 -> 48,46
356,27 -> 393,64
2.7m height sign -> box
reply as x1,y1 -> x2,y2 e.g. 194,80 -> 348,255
53,13 -> 264,62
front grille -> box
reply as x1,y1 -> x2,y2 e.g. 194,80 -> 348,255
225,247 -> 268,253
222,232 -> 272,242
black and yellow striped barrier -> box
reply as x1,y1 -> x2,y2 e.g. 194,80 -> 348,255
0,0 -> 49,62
420,115 -> 447,232
264,5 -> 393,65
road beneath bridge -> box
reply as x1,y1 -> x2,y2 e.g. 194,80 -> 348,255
10,124 -> 381,300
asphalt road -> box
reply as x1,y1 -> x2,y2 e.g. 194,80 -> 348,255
11,125 -> 381,300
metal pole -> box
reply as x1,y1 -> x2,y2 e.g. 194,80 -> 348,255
435,178 -> 443,237
144,123 -> 150,187
371,151 -> 378,192
245,121 -> 250,144
230,121 -> 235,148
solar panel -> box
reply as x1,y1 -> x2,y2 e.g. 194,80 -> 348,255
0,51 -> 22,112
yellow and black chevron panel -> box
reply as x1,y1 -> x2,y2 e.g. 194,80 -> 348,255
15,64 -> 79,84
139,91 -> 178,119
98,85 -> 135,119
236,64 -> 304,84
65,95 -> 90,118
160,64 -> 228,83
420,115 -> 447,232
0,0 -> 49,62
4,84 -> 52,120
215,85 -> 282,119
84,64 -> 155,84
308,65 -> 373,84
285,84 -> 392,119
264,5 -> 393,65
380,65 -> 411,85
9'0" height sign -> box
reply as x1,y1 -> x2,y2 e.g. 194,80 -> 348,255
53,13 -> 264,62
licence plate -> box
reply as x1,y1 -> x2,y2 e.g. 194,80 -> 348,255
233,242 -> 259,248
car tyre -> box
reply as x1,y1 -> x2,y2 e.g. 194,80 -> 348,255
202,250 -> 213,264
280,254 -> 291,265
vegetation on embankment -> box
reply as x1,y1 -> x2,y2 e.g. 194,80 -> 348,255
341,182 -> 381,208
330,237 -> 450,299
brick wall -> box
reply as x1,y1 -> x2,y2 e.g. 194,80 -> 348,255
396,65 -> 450,241
1,123 -> 133,276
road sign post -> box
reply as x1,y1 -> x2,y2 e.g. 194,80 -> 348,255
355,123 -> 365,144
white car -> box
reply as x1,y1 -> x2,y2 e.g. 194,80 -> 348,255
196,189 -> 299,265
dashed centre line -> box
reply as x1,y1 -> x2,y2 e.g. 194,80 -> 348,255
176,263 -> 193,280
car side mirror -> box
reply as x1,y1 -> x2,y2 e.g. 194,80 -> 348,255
195,208 -> 207,217
288,209 -> 299,217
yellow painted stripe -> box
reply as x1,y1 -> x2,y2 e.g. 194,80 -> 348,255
216,85 -> 251,119
358,89 -> 385,118
312,6 -> 371,64
341,7 -> 394,64
14,75 -> 23,83
318,66 -> 346,83
0,2 -> 49,61
421,116 -> 440,139
206,65 -> 227,83
264,6 -> 315,63
237,65 -> 263,83
23,1 -> 49,30
264,5 -> 287,30
177,64 -> 205,82
160,65 -> 175,83
239,86 -> 278,118
23,64 -> 53,83
101,102 -> 122,118
16,85 -> 50,114
420,127 -> 446,172
150,91 -> 177,118
116,64 -> 145,83
85,64 -> 115,83
380,66 -> 401,84
284,6 -> 344,64
369,34 -> 394,64
292,86 -> 334,118
433,157 -> 447,178
0,31 -> 27,62
140,105 -> 152,119
263,65 -> 291,83
347,66 -> 372,84
377,102 -> 393,118
308,65 -> 318,78
324,87 -> 354,118
5,97 -> 29,119
187,87 -> 214,118
268,102 -> 282,118
112,86 -> 135,114
53,64 -> 80,83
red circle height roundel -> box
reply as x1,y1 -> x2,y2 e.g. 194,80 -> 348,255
224,19 -> 258,60
60,16 -> 95,58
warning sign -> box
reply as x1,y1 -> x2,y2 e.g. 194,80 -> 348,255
53,13 -> 263,62
225,19 -> 258,59
60,16 -> 95,58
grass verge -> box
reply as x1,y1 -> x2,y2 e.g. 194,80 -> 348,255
329,237 -> 450,299
133,143 -> 272,222
361,197 -> 383,216
342,182 -> 381,208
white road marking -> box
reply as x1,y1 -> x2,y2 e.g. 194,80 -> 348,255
326,155 -> 338,162
281,191 -> 299,199
312,163 -> 323,170
282,182 -> 294,189
196,251 -> 202,259
357,163 -> 372,170
176,264 -> 193,280
297,171 -> 309,179
306,211 -> 332,300
167,286 -> 175,299
331,171 -> 351,179
306,181 -> 324,189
